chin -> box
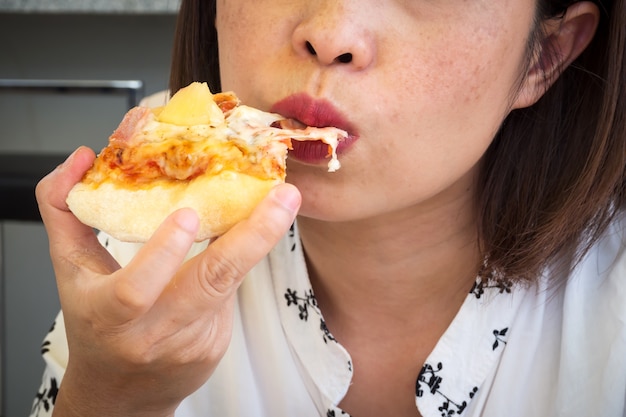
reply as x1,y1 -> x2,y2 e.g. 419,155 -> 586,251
285,157 -> 372,222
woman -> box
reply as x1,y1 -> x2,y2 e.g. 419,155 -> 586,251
32,0 -> 625,416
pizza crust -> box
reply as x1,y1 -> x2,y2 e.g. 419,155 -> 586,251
67,171 -> 279,242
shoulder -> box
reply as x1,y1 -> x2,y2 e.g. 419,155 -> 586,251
566,211 -> 626,304
549,212 -> 626,415
139,90 -> 170,107
558,211 -> 626,342
469,213 -> 626,416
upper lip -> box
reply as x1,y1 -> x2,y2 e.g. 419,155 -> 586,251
270,93 -> 355,135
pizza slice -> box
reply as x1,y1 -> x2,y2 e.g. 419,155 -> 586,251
66,82 -> 346,242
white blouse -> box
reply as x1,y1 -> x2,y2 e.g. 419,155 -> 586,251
31,216 -> 626,417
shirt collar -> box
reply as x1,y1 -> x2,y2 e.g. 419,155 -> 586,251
270,224 -> 353,415
415,277 -> 524,416
270,223 -> 527,417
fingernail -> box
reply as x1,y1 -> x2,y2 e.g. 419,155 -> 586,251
59,147 -> 80,170
174,208 -> 200,233
272,185 -> 301,213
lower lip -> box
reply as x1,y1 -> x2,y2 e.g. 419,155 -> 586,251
288,135 -> 356,166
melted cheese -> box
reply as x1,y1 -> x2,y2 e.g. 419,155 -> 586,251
85,94 -> 346,188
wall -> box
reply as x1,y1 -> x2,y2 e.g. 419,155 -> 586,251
0,0 -> 180,13
0,12 -> 176,416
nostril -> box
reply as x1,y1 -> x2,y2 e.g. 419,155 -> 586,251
336,53 -> 353,64
303,42 -> 353,64
305,41 -> 317,56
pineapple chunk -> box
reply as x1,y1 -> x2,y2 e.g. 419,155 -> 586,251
157,82 -> 225,126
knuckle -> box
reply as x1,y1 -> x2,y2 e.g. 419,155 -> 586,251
112,277 -> 152,314
125,338 -> 163,366
35,175 -> 54,211
250,218 -> 284,247
121,343 -> 162,369
200,250 -> 246,297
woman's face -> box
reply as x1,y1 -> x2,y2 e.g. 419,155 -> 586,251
216,0 -> 537,222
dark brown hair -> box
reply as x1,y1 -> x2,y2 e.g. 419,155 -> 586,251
479,0 -> 625,281
170,0 -> 220,94
169,0 -> 626,284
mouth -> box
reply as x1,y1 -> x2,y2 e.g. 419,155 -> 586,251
271,93 -> 358,165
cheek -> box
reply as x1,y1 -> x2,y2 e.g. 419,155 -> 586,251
380,34 -> 523,167
407,47 -> 513,114
216,1 -> 294,100
395,13 -> 520,108
360,37 -> 522,197
216,2 -> 264,94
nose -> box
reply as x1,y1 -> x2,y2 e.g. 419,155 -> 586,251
292,4 -> 376,70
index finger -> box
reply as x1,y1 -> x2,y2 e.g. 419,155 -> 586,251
36,147 -> 117,274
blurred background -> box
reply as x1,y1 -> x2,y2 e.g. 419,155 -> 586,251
0,1 -> 179,415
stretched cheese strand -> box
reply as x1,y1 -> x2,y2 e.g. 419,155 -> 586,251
225,105 -> 346,172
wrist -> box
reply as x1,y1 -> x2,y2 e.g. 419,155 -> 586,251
52,363 -> 179,417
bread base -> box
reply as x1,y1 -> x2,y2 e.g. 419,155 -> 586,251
66,171 -> 279,242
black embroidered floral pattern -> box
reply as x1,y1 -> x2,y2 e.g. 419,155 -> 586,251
289,223 -> 297,252
470,276 -> 512,299
31,377 -> 58,416
319,314 -> 337,344
32,320 -> 60,415
40,320 -> 56,355
327,408 -> 351,416
416,362 -> 478,416
40,340 -> 52,355
285,288 -> 317,320
492,328 -> 509,350
285,287 -> 339,344
414,271 -> 515,416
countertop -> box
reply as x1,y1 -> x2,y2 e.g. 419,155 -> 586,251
0,0 -> 180,14
0,153 -> 68,221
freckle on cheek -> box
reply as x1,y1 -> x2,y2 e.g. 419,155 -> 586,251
464,63 -> 490,103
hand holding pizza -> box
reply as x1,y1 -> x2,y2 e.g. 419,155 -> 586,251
35,147 -> 301,416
